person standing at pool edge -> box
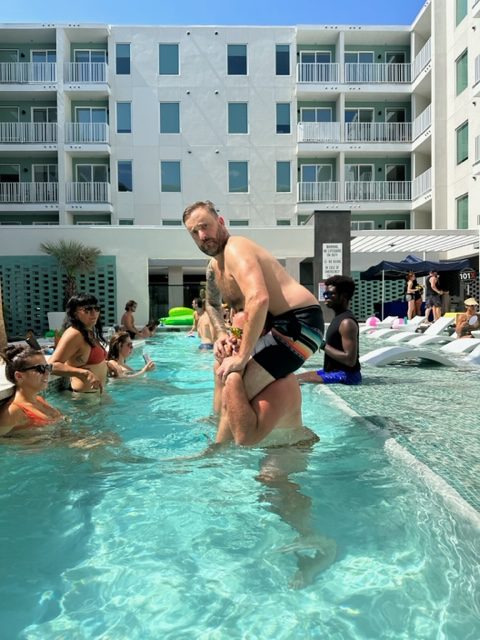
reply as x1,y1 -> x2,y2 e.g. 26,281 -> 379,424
183,200 -> 324,439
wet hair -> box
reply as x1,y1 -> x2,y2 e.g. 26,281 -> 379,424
108,331 -> 131,360
146,319 -> 159,332
324,275 -> 356,301
125,300 -> 137,311
64,293 -> 105,348
182,200 -> 218,224
1,344 -> 41,384
193,297 -> 203,309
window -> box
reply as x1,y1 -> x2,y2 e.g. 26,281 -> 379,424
385,220 -> 407,230
276,161 -> 291,192
276,103 -> 290,134
0,164 -> 20,182
31,49 -> 56,63
299,51 -> 331,64
456,121 -> 468,164
301,164 -> 332,182
456,0 -> 468,25
230,220 -> 249,226
228,103 -> 248,134
385,164 -> 406,181
276,44 -> 290,75
456,193 -> 468,229
119,218 -> 134,225
385,52 -> 406,64
276,219 -> 291,226
116,102 -> 131,133
32,107 -> 57,123
161,161 -> 181,192
300,107 -> 332,122
227,44 -> 247,75
74,49 -> 106,64
345,108 -> 374,123
32,164 -> 57,182
345,164 -> 373,181
456,50 -> 468,95
160,102 -> 180,133
228,161 -> 248,192
76,164 -> 108,183
351,220 -> 374,230
159,44 -> 179,75
162,219 -> 182,226
116,43 -> 130,74
345,51 -> 374,64
76,107 -> 107,125
118,160 -> 133,192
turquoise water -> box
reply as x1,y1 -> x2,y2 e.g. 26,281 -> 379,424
0,333 -> 479,639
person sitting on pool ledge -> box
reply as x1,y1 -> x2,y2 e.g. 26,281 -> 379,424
49,293 -> 108,393
0,344 -> 64,435
296,275 -> 362,386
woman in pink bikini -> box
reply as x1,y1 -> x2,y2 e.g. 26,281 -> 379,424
50,293 -> 108,393
0,344 -> 63,435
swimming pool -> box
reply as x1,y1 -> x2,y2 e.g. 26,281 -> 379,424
1,333 -> 479,639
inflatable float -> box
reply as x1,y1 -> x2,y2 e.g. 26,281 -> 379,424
160,306 -> 195,326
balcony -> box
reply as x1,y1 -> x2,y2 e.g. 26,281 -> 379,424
412,39 -> 431,81
0,182 -> 58,203
412,168 -> 432,200
0,122 -> 57,144
297,181 -> 411,203
473,0 -> 480,18
474,55 -> 480,98
297,122 -> 411,143
65,122 -> 109,144
297,63 -> 340,83
345,63 -> 411,84
412,105 -> 432,140
64,63 -> 108,84
474,136 -> 480,176
0,62 -> 56,84
66,182 -> 111,204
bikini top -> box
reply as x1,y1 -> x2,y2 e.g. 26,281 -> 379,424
86,342 -> 107,366
11,396 -> 57,429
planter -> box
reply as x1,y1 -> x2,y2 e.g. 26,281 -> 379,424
47,311 -> 66,331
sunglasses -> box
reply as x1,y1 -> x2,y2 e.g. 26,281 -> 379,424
322,290 -> 334,300
79,305 -> 101,313
20,363 -> 53,374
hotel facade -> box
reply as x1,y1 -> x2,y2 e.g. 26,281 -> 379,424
0,0 -> 479,336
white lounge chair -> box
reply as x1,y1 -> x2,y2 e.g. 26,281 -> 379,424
440,338 -> 480,354
359,315 -> 398,335
366,315 -> 426,340
466,344 -> 480,365
0,363 -> 14,401
385,316 -> 453,344
360,345 -> 456,367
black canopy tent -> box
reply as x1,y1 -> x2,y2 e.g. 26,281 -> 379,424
360,255 -> 471,318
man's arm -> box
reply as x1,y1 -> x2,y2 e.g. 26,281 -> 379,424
323,319 -> 358,367
205,260 -> 229,356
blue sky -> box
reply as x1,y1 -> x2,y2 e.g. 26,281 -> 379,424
2,0 -> 425,26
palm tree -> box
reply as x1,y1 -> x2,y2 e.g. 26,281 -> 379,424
40,240 -> 101,305
0,280 -> 7,349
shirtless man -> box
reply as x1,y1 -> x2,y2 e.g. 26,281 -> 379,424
50,294 -> 108,392
188,298 -> 215,350
120,300 -> 142,340
183,200 -> 324,440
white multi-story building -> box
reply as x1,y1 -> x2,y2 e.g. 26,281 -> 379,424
0,0 -> 478,335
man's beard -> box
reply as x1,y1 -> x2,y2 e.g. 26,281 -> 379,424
199,232 -> 229,257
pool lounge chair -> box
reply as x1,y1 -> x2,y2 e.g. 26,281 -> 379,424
360,345 -> 456,367
466,344 -> 480,365
385,316 -> 453,344
359,315 -> 398,335
365,315 -> 426,340
440,337 -> 480,355
0,363 -> 14,401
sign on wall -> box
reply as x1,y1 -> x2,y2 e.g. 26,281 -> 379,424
322,242 -> 343,279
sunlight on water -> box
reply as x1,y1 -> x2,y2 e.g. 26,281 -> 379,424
0,333 -> 479,640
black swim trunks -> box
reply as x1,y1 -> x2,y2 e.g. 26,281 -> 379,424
252,305 -> 324,379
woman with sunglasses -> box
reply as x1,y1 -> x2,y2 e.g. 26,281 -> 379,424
49,293 -> 108,393
0,344 -> 63,435
107,331 -> 155,378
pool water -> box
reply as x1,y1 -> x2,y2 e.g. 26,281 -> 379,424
0,333 -> 479,640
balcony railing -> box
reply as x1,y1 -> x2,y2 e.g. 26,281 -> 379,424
66,182 -> 111,203
297,122 -> 341,142
64,62 -> 108,83
0,62 -> 56,84
412,39 -> 431,80
298,181 -> 340,202
412,168 -> 432,199
344,122 -> 411,142
344,63 -> 411,83
475,135 -> 480,164
0,182 -> 58,203
297,63 -> 340,83
65,122 -> 109,144
297,121 -> 411,143
0,122 -> 57,144
475,55 -> 480,87
412,104 -> 432,140
345,181 -> 411,201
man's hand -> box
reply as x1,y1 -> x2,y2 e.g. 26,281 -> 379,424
213,334 -> 233,361
216,355 -> 248,382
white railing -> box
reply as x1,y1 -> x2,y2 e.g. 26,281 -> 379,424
64,62 -> 107,83
344,122 -> 411,142
412,168 -> 432,199
0,182 -> 58,203
65,122 -> 109,144
0,62 -> 56,84
412,38 -> 431,80
297,122 -> 341,142
345,181 -> 411,201
475,55 -> 480,86
344,63 -> 411,83
296,63 -> 340,83
66,182 -> 111,203
0,122 -> 57,144
475,135 -> 480,164
298,182 -> 339,203
412,104 -> 432,140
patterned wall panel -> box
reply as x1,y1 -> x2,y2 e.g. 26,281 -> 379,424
351,273 -> 405,321
0,256 -> 116,339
